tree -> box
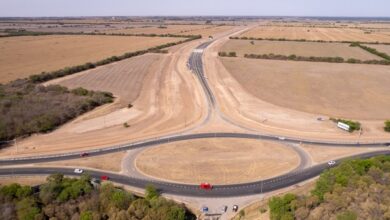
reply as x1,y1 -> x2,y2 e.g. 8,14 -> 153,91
16,198 -> 40,220
80,211 -> 93,220
145,184 -> 159,201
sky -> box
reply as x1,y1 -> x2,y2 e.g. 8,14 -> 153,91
0,0 -> 389,17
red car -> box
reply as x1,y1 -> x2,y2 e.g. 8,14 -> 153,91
101,176 -> 109,181
80,152 -> 89,157
200,182 -> 212,190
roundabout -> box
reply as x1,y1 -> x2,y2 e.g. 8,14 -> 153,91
134,138 -> 301,184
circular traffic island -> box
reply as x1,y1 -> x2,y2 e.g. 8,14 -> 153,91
135,138 -> 300,185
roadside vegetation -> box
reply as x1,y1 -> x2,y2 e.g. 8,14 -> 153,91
385,120 -> 390,132
218,51 -> 237,57
218,50 -> 390,65
229,36 -> 390,45
350,43 -> 390,61
0,80 -> 113,142
242,53 -> 390,65
269,156 -> 390,220
330,118 -> 361,132
0,174 -> 194,220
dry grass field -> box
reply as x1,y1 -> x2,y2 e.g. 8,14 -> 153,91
221,39 -> 381,60
36,151 -> 126,172
220,58 -> 390,120
47,54 -> 163,106
108,25 -> 235,38
135,138 -> 299,184
0,35 -> 184,83
108,24 -> 211,35
364,44 -> 390,55
240,26 -> 390,43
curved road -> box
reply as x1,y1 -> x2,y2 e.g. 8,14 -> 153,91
1,150 -> 389,197
1,39 -> 390,198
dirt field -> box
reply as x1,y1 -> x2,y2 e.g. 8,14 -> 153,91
301,145 -> 389,164
0,176 -> 47,186
35,151 -> 126,172
0,35 -> 184,83
364,44 -> 390,55
220,57 -> 390,120
240,26 -> 390,43
135,138 -> 299,185
221,39 -> 381,60
46,54 -> 163,107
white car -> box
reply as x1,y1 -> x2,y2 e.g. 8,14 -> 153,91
74,168 -> 84,174
278,137 -> 286,140
327,161 -> 336,166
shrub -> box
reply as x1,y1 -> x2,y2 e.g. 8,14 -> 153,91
385,120 -> 390,132
123,123 -> 130,128
145,184 -> 158,201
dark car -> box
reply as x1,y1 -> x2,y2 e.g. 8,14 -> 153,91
80,152 -> 89,157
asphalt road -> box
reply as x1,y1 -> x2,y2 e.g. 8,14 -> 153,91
1,132 -> 389,166
1,150 -> 389,197
1,40 -> 390,198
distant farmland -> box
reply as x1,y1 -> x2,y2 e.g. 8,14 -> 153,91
0,35 -> 184,83
240,26 -> 390,43
221,40 -> 381,60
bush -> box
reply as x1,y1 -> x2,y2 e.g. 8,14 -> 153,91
385,120 -> 390,132
218,51 -> 237,57
123,123 -> 130,128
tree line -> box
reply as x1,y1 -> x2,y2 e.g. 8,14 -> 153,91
0,30 -> 202,40
350,43 -> 390,61
229,36 -> 390,46
268,155 -> 390,220
0,174 -> 194,220
240,53 -> 390,65
0,80 -> 114,142
28,36 -> 201,83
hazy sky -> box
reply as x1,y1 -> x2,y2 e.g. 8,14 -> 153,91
0,0 -> 389,17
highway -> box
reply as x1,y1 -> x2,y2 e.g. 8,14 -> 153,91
1,150 -> 389,197
1,39 -> 390,198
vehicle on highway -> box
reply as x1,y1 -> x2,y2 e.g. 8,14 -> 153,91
232,205 -> 239,212
327,160 -> 337,166
200,182 -> 213,190
80,152 -> 89,157
278,137 -> 286,140
74,168 -> 83,174
101,175 -> 109,181
220,205 -> 228,213
201,206 -> 209,213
